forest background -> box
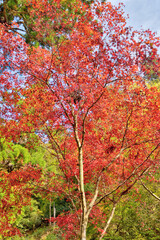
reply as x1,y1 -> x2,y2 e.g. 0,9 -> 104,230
0,0 -> 160,239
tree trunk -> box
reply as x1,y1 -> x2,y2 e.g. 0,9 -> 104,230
53,202 -> 56,228
49,198 -> 52,226
73,113 -> 88,240
81,219 -> 88,240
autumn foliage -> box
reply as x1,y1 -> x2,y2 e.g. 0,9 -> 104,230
0,0 -> 160,239
0,166 -> 41,237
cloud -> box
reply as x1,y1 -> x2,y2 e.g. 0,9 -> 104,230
110,0 -> 160,35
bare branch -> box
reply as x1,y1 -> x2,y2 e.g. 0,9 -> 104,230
140,180 -> 160,201
121,110 -> 133,148
95,143 -> 160,205
99,202 -> 117,240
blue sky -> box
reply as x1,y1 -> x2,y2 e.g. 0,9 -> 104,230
110,0 -> 160,36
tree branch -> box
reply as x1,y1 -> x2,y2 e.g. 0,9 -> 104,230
99,202 -> 117,240
140,180 -> 160,201
95,143 -> 160,205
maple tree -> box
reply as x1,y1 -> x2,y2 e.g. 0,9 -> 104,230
0,0 -> 160,239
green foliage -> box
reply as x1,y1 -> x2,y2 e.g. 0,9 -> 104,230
30,146 -> 46,168
103,180 -> 160,240
16,199 -> 43,231
10,225 -> 64,240
104,237 -> 123,240
0,0 -> 96,46
46,232 -> 58,240
0,138 -> 31,171
0,136 -> 49,171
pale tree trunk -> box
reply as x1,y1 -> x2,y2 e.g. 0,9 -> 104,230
81,220 -> 88,240
79,147 -> 88,240
73,111 -> 88,240
49,198 -> 52,226
53,202 -> 56,228
77,129 -> 101,240
73,109 -> 101,240
99,202 -> 117,240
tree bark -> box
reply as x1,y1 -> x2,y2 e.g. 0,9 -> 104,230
49,198 -> 52,226
79,147 -> 88,240
53,202 -> 56,228
99,202 -> 117,240
81,220 -> 88,240
73,111 -> 88,239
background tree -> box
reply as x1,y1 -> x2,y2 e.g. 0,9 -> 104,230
0,0 -> 95,46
